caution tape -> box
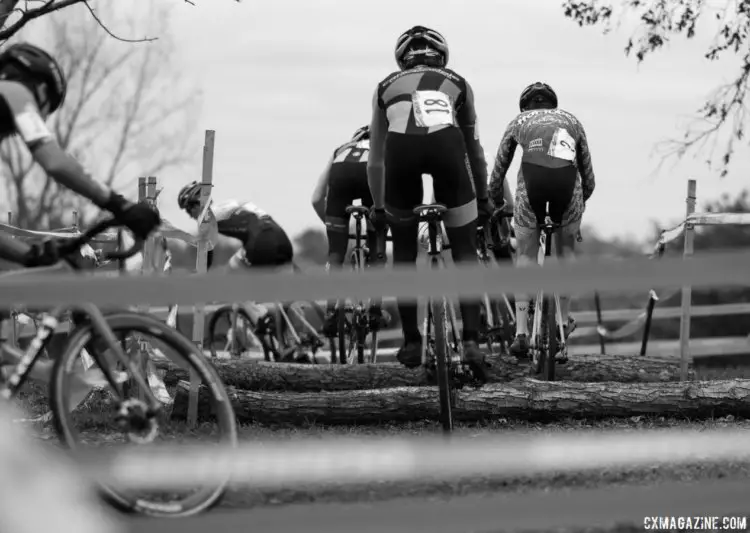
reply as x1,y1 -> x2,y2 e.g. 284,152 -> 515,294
0,249 -> 748,307
656,212 -> 750,250
82,428 -> 750,491
594,288 -> 679,341
0,222 -> 118,242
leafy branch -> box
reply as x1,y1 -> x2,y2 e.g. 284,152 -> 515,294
562,0 -> 750,176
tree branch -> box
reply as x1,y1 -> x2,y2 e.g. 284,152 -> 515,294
81,1 -> 156,43
0,0 -> 84,42
561,0 -> 750,177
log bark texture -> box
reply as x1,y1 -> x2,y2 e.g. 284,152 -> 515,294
171,377 -> 746,425
156,354 -> 690,393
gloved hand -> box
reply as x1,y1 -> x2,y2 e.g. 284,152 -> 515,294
477,197 -> 495,226
369,207 -> 388,232
23,239 -> 62,268
104,193 -> 161,240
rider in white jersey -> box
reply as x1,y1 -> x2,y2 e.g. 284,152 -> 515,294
175,183 -> 295,335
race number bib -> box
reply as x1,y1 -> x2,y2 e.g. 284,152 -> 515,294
15,103 -> 52,144
412,90 -> 455,128
548,127 -> 576,161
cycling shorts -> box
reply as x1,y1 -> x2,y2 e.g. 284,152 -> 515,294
325,162 -> 373,221
384,128 -> 476,228
514,162 -> 584,231
228,216 -> 293,269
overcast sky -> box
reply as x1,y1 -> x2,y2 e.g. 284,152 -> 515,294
148,0 -> 749,245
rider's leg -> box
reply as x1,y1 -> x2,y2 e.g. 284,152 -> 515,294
510,164 -> 548,358
431,129 -> 487,381
383,134 -> 424,368
227,248 -> 269,324
549,171 -> 582,339
248,222 -> 298,352
362,191 -> 390,330
322,169 -> 355,336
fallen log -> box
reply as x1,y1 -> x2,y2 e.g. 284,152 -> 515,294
155,354 -> 691,393
171,377 -> 747,425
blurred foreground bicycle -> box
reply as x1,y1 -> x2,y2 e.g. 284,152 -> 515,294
0,218 -> 237,517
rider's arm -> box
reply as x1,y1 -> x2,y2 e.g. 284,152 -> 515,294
367,88 -> 387,209
456,81 -> 488,200
311,156 -> 333,223
0,232 -> 33,265
576,123 -> 596,203
488,119 -> 518,206
159,218 -> 198,245
0,83 -> 128,214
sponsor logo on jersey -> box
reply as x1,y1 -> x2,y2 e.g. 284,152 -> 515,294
528,138 -> 543,151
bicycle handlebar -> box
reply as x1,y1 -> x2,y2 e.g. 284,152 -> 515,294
56,218 -> 144,261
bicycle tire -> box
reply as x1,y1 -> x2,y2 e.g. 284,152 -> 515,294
336,306 -> 348,365
208,305 -> 251,359
49,312 -> 238,518
355,318 -> 366,365
496,299 -> 515,355
209,305 -> 280,362
431,297 -> 453,432
542,296 -> 556,381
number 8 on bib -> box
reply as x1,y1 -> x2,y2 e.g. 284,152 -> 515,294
412,90 -> 456,128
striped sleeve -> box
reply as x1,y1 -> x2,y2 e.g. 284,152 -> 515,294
575,120 -> 595,202
488,118 -> 518,205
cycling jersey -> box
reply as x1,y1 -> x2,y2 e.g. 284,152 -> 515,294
325,139 -> 372,230
368,65 -> 488,208
489,108 -> 596,229
203,201 -> 292,268
367,64 -> 486,347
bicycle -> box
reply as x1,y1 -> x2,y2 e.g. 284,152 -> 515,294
0,218 -> 238,517
476,208 -> 516,356
207,267 -> 327,363
415,203 -> 484,433
527,204 -> 574,381
328,205 -> 392,365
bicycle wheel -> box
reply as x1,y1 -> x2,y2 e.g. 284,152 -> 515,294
496,297 -> 516,355
431,297 -> 453,433
49,312 -> 238,518
208,305 -> 255,359
479,296 -> 502,356
543,296 -> 557,381
336,305 -> 350,365
209,305 -> 280,362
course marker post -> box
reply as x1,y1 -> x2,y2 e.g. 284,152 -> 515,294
679,179 -> 696,381
188,129 -> 215,428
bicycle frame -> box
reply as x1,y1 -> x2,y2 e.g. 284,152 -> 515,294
476,224 -> 516,329
529,215 -> 566,357
0,264 -> 160,409
419,217 -> 462,367
335,208 -> 382,364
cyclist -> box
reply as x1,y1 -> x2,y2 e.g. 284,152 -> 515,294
0,43 -> 159,403
0,43 -> 160,268
310,124 -> 389,337
176,182 -> 295,346
488,82 -> 596,359
367,25 -> 493,381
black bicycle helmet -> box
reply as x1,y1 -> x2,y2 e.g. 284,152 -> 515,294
519,82 -> 558,112
394,26 -> 449,70
0,43 -> 66,114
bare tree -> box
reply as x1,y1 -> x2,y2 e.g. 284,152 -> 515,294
0,1 -> 201,229
0,0 -> 241,43
563,0 -> 750,177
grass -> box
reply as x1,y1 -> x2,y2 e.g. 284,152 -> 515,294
13,379 -> 750,518
213,416 -> 750,509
